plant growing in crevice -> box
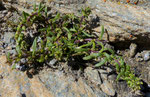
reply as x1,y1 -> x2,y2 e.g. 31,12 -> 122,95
7,3 -> 142,91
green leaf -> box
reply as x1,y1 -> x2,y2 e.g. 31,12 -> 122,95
31,37 -> 37,56
38,2 -> 42,11
38,28 -> 48,32
63,27 -> 70,33
22,26 -> 26,31
70,28 -> 77,32
83,55 -> 93,60
16,25 -> 22,33
115,62 -> 120,72
56,32 -> 61,39
68,32 -> 72,40
33,3 -> 37,11
23,11 -> 27,20
125,71 -> 130,77
38,5 -> 45,13
99,25 -> 105,40
12,64 -> 16,70
107,48 -> 115,55
75,48 -> 89,52
116,73 -> 121,81
104,52 -> 111,61
92,41 -> 96,50
95,58 -> 107,67
79,41 -> 92,48
6,52 -> 11,62
91,53 -> 102,57
96,41 -> 104,53
45,6 -> 48,17
126,65 -> 130,71
82,31 -> 93,37
16,45 -> 22,57
37,55 -> 45,63
53,13 -> 60,23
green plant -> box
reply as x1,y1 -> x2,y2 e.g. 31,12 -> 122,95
7,3 -> 142,91
112,56 -> 142,91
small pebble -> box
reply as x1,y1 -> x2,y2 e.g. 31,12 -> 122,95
20,58 -> 27,64
135,53 -> 144,62
48,59 -> 57,65
129,43 -> 137,58
2,10 -> 8,14
144,52 -> 150,61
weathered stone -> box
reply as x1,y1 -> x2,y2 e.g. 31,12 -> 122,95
108,74 -> 117,82
0,56 -> 108,97
39,71 -> 108,97
143,52 -> 150,61
98,69 -> 108,80
48,58 -> 58,66
89,0 -> 150,42
3,32 -> 14,44
104,43 -> 114,51
135,52 -> 144,62
84,67 -> 102,85
100,80 -> 116,96
106,67 -> 113,73
129,43 -> 137,58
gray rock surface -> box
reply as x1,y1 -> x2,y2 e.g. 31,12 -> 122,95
143,52 -> 150,61
100,80 -> 116,96
0,56 -> 109,97
135,52 -> 144,62
129,43 -> 137,58
84,67 -> 102,85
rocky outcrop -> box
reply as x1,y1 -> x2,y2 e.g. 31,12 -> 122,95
0,56 -> 110,97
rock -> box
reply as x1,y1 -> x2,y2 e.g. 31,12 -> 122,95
104,43 -> 114,50
20,58 -> 27,64
7,49 -> 17,56
39,71 -> 108,97
98,69 -> 108,80
3,32 -> 14,44
129,43 -> 137,58
0,56 -> 108,97
106,67 -> 113,73
100,80 -> 115,96
1,10 -> 8,14
84,67 -> 102,85
143,52 -> 150,61
49,59 -> 57,65
47,59 -> 58,68
135,53 -> 144,62
108,74 -> 117,82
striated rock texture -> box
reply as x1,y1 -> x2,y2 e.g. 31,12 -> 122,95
0,56 -> 108,97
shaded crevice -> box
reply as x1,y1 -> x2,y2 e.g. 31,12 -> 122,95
0,2 -> 6,11
110,33 -> 150,52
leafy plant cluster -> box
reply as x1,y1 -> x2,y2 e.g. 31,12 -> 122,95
7,3 -> 142,91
